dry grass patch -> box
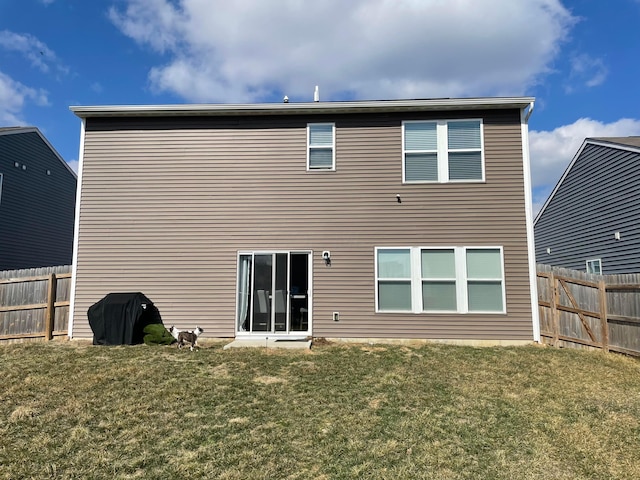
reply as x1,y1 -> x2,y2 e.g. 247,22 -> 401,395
8,405 -> 38,422
254,375 -> 287,385
1,341 -> 640,479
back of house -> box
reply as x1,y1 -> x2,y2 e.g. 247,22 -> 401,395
69,97 -> 539,344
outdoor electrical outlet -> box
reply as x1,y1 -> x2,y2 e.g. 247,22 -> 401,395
333,312 -> 340,322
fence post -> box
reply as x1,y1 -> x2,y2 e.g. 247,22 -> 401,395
550,272 -> 559,347
599,279 -> 609,353
44,273 -> 56,341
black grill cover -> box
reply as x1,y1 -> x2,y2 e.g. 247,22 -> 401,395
87,292 -> 159,345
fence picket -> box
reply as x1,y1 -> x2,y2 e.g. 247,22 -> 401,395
551,272 -> 559,347
538,264 -> 640,356
3,262 -> 638,351
0,265 -> 71,342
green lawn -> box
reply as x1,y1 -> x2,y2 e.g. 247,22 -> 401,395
1,340 -> 639,479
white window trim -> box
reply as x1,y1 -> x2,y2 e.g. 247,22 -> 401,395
419,247 -> 460,313
0,173 -> 3,206
374,247 -> 413,313
375,246 -> 506,314
586,258 -> 602,275
402,119 -> 485,184
307,123 -> 336,171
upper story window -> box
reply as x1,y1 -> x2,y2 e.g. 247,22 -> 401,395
402,120 -> 484,183
586,258 -> 602,275
307,123 -> 335,170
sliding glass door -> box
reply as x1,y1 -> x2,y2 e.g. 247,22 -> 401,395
237,252 -> 310,335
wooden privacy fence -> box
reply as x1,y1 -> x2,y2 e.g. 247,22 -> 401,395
537,264 -> 640,356
0,265 -> 72,342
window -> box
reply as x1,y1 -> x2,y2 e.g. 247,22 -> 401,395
421,249 -> 457,311
377,249 -> 412,311
376,246 -> 505,313
402,120 -> 484,183
307,123 -> 335,170
466,249 -> 504,312
586,258 -> 602,275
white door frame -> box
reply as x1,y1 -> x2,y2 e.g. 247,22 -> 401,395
235,250 -> 312,339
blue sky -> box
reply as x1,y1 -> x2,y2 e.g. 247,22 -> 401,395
1,0 -> 640,213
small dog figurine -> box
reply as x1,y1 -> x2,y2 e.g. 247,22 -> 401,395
178,327 -> 203,351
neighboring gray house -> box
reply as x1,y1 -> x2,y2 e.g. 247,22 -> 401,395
0,127 -> 77,270
69,97 -> 539,344
535,137 -> 640,274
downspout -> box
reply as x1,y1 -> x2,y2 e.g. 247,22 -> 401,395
68,117 -> 86,339
525,101 -> 534,123
520,101 -> 540,342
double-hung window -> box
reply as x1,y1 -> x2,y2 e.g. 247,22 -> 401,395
307,123 -> 335,170
586,258 -> 602,275
403,120 -> 484,183
465,248 -> 505,312
376,246 -> 505,313
376,248 -> 413,311
421,249 -> 457,311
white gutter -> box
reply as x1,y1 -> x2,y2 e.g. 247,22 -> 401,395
67,119 -> 86,339
70,96 -> 536,118
521,102 -> 540,342
524,100 -> 535,123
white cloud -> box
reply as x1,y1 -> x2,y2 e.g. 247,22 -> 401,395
0,30 -> 62,126
90,82 -> 104,94
0,30 -> 67,75
109,0 -> 576,103
564,53 -> 608,92
66,160 -> 79,173
529,118 -> 640,213
0,71 -> 49,125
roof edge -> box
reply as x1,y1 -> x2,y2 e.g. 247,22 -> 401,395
70,97 -> 535,118
0,126 -> 38,136
0,126 -> 77,180
534,139 -> 589,225
586,137 -> 640,152
533,137 -> 640,225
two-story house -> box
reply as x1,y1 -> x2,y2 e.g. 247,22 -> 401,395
69,97 -> 539,344
535,137 -> 640,274
0,127 -> 77,271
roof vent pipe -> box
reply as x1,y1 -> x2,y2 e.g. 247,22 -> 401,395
314,85 -> 319,102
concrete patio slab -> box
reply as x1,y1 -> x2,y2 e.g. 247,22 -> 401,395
223,339 -> 312,350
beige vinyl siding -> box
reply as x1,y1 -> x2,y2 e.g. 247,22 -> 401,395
72,110 -> 533,340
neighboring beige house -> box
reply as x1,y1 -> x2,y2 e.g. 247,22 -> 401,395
69,97 -> 539,344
